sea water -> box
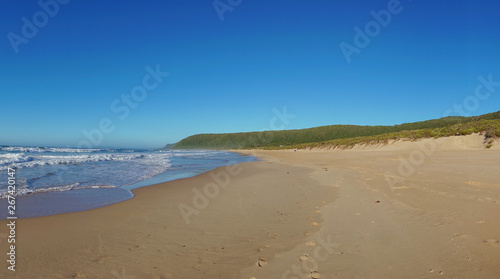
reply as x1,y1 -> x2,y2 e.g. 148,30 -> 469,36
0,146 -> 256,218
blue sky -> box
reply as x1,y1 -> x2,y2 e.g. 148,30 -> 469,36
1,0 -> 499,148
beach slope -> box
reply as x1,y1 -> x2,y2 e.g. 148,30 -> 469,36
1,135 -> 500,278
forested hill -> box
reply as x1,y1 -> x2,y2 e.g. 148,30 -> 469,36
167,110 -> 500,150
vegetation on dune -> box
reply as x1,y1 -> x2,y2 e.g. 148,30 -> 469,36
169,111 -> 500,150
265,119 -> 500,150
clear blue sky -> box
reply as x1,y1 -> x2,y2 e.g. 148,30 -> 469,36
1,0 -> 499,148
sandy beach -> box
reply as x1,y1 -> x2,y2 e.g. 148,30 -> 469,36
1,134 -> 500,278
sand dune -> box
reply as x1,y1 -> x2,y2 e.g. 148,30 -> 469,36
1,135 -> 499,278
324,133 -> 500,151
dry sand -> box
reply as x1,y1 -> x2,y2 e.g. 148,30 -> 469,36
1,134 -> 500,278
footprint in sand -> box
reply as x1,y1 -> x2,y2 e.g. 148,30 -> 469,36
129,244 -> 145,251
197,257 -> 209,264
392,186 -> 410,190
266,233 -> 280,239
299,255 -> 308,261
310,222 -> 319,227
453,233 -> 468,239
311,271 -> 321,278
483,239 -> 499,246
465,181 -> 481,186
306,241 -> 317,247
257,245 -> 270,252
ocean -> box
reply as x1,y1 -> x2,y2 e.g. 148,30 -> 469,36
0,146 -> 256,218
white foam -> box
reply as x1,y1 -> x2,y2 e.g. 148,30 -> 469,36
0,182 -> 118,199
169,151 -> 216,157
0,153 -> 172,171
1,146 -> 105,153
0,149 -> 228,200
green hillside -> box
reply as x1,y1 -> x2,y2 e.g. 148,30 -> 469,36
281,119 -> 500,150
170,111 -> 500,150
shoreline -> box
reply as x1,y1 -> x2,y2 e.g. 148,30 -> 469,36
0,151 -> 256,219
1,137 -> 500,278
